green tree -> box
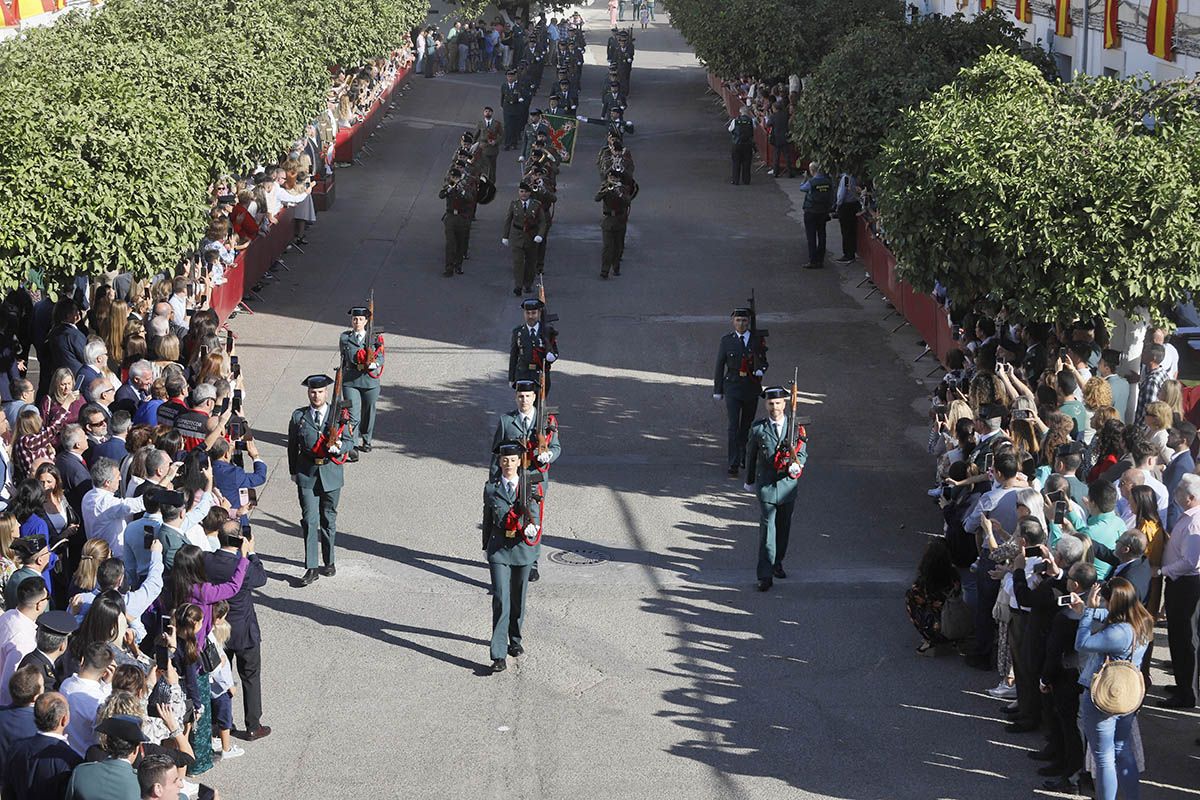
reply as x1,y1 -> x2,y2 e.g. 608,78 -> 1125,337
792,11 -> 1054,177
874,51 -> 1200,322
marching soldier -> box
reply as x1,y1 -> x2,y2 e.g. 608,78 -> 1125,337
520,109 -> 552,162
508,297 -> 558,392
482,441 -> 543,673
743,386 -> 807,591
545,93 -> 566,120
287,375 -> 347,585
501,182 -> 548,295
597,134 -> 633,180
601,80 -> 627,120
595,168 -> 631,279
490,379 -> 561,479
474,106 -> 503,183
526,165 -> 557,275
439,168 -> 477,276
340,306 -> 383,454
500,68 -> 528,151
713,307 -> 768,476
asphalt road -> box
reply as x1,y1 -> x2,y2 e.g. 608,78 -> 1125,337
205,5 -> 1199,799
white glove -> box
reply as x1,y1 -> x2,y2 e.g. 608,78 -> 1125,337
788,463 -> 801,479
753,370 -> 764,378
368,362 -> 378,370
518,156 -> 525,162
537,451 -> 552,464
328,441 -> 341,454
523,523 -> 538,539
545,352 -> 557,363
502,238 -> 510,246
742,483 -> 754,492
534,235 -> 544,243
713,393 -> 723,400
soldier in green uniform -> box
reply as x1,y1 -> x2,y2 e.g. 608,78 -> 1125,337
502,183 -> 548,295
339,307 -> 383,455
490,379 -> 560,478
525,167 -> 557,275
439,168 -> 477,277
519,109 -> 552,162
287,375 -> 347,586
595,168 -> 631,279
3,537 -> 49,611
473,106 -> 503,183
743,386 -> 808,591
482,441 -> 544,673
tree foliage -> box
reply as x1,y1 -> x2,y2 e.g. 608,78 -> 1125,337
0,0 -> 424,291
874,51 -> 1200,322
668,0 -> 905,78
791,11 -> 1055,177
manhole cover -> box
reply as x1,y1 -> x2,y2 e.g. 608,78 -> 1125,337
549,548 -> 610,566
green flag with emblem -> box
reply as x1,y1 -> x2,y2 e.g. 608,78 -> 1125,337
543,113 -> 579,165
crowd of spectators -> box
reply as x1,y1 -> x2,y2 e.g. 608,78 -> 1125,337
417,16 -> 580,78
0,35 -> 416,800
904,314 -> 1200,797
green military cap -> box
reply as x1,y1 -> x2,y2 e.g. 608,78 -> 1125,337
514,379 -> 539,393
348,306 -> 370,317
520,298 -> 545,311
302,374 -> 335,389
495,440 -> 525,456
761,386 -> 788,400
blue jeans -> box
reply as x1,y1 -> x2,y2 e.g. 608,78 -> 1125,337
1081,690 -> 1140,800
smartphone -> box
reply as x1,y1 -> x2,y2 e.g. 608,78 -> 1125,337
155,646 -> 169,672
225,330 -> 234,353
1054,500 -> 1068,525
200,345 -> 209,361
240,523 -> 252,540
186,282 -> 194,298
1012,409 -> 1032,421
1024,546 -> 1041,557
1057,594 -> 1074,607
984,453 -> 994,472
238,487 -> 249,507
160,614 -> 172,632
228,420 -> 244,438
1046,490 -> 1065,504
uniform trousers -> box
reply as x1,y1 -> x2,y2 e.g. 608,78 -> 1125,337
804,211 -> 828,266
536,221 -> 551,272
502,109 -> 521,148
724,392 -> 757,469
444,213 -> 471,273
483,152 -> 498,183
511,240 -> 538,289
342,383 -> 379,447
1164,574 -> 1200,704
489,562 -> 531,660
731,142 -> 753,185
757,500 -> 794,581
298,480 -> 339,569
601,219 -> 626,276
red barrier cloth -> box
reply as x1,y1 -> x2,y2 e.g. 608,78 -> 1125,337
333,66 -> 411,163
313,172 -> 335,212
209,206 -> 295,323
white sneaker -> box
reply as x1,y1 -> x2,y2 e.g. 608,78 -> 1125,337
766,169 -> 775,176
220,743 -> 246,760
181,780 -> 200,799
986,682 -> 1017,699
211,737 -> 222,752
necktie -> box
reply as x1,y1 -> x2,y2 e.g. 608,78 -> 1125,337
313,408 -> 323,427
524,200 -> 529,211
774,422 -> 783,439
742,332 -> 749,348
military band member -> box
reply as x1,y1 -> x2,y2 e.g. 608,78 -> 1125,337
287,375 -> 347,585
483,441 -> 544,673
490,379 -> 561,479
508,297 -> 558,392
596,134 -> 633,180
501,183 -> 548,295
595,168 -> 631,279
743,387 -> 807,591
525,166 -> 557,275
520,109 -> 552,162
713,308 -> 768,476
500,69 -> 528,151
474,106 -> 503,183
340,307 -> 383,454
440,168 -> 477,277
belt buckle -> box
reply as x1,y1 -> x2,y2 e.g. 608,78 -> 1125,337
314,458 -> 328,466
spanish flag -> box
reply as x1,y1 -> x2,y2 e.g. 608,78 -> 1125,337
1054,0 -> 1072,36
1015,0 -> 1031,23
980,0 -> 994,10
1146,0 -> 1177,60
1103,0 -> 1121,49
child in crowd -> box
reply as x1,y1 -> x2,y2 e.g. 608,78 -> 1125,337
209,601 -> 244,760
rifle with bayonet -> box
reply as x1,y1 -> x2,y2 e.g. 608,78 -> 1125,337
315,366 -> 350,465
362,291 -> 384,379
773,368 -> 809,478
747,289 -> 769,381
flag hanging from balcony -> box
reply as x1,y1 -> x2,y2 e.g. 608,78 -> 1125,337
1054,0 -> 1072,36
979,0 -> 994,10
1015,0 -> 1031,23
1146,0 -> 1177,60
1103,0 -> 1120,48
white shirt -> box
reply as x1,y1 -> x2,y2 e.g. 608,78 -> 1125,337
310,405 -> 326,428
81,487 -> 146,551
0,609 -> 37,705
1162,341 -> 1180,379
168,294 -> 189,330
504,479 -> 518,495
62,675 -> 112,756
519,412 -> 534,431
770,419 -> 785,439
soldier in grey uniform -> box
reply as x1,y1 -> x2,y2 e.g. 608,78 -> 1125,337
287,374 -> 347,586
743,386 -> 808,591
339,307 -> 383,456
483,441 -> 543,672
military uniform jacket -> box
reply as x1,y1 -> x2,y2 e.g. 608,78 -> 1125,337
745,416 -> 807,505
501,80 -> 527,109
483,478 -> 543,565
714,331 -> 767,399
16,648 -> 56,690
439,181 -> 478,221
528,180 -> 557,222
489,409 -> 561,478
521,120 -> 552,158
287,405 -> 346,492
503,199 -> 549,245
595,184 -> 630,227
508,322 -> 558,384
339,329 -> 384,388
475,118 -> 504,154
601,90 -> 627,118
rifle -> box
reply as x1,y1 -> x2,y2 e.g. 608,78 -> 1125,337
363,291 -> 384,379
315,366 -> 350,465
773,369 -> 810,476
747,289 -> 769,378
517,457 -> 544,545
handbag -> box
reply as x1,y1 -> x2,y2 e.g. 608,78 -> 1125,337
940,589 -> 974,640
1090,639 -> 1145,716
199,639 -> 222,675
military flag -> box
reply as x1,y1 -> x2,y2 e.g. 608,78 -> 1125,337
543,114 -> 579,165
